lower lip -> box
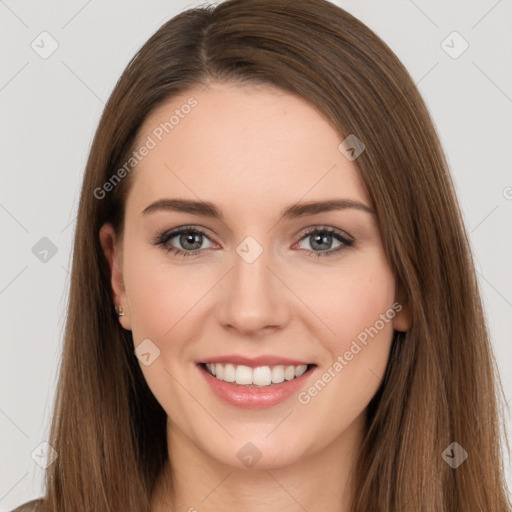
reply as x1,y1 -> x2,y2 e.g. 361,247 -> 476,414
197,364 -> 315,409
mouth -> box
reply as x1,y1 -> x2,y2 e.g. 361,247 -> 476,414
200,362 -> 315,387
196,359 -> 317,409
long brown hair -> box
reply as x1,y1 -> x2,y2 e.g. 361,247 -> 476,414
42,0 -> 511,510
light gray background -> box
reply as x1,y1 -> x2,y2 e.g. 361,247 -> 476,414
1,0 -> 511,509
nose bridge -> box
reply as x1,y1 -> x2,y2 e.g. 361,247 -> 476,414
216,234 -> 290,334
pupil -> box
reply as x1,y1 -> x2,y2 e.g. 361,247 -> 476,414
312,233 -> 331,250
181,232 -> 202,250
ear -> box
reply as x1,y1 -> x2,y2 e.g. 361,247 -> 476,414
392,286 -> 412,333
99,223 -> 131,331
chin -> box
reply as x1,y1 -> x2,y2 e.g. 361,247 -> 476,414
201,431 -> 311,470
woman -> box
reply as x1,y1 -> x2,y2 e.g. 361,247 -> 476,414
13,0 -> 511,510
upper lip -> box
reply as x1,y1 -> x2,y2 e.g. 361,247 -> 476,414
198,355 -> 314,368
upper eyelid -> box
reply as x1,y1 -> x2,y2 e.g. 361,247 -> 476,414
159,225 -> 217,244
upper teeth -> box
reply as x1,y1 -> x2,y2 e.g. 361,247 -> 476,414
205,363 -> 308,386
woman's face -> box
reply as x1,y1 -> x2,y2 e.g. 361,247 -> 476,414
100,81 -> 411,470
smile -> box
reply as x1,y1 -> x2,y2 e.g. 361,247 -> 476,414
197,358 -> 317,409
204,362 -> 309,387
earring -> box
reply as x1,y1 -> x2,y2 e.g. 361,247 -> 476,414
117,305 -> 126,317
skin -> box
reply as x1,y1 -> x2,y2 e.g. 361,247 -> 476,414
100,81 -> 412,511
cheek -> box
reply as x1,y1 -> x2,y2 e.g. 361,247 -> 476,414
122,242 -> 203,340
294,254 -> 397,352
121,247 -> 196,416
297,254 -> 397,416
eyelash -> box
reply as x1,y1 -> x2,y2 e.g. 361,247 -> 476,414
153,225 -> 355,258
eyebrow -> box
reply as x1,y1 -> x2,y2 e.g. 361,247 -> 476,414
141,198 -> 374,220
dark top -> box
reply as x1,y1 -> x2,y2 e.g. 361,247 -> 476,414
10,499 -> 43,512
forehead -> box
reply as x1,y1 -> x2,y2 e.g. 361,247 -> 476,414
125,82 -> 371,220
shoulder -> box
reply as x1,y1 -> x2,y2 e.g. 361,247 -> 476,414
10,499 -> 44,512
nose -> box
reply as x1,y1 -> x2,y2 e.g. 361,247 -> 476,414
215,242 -> 292,337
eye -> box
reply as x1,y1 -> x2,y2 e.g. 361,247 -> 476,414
153,225 -> 354,258
294,226 -> 354,257
153,226 -> 215,257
